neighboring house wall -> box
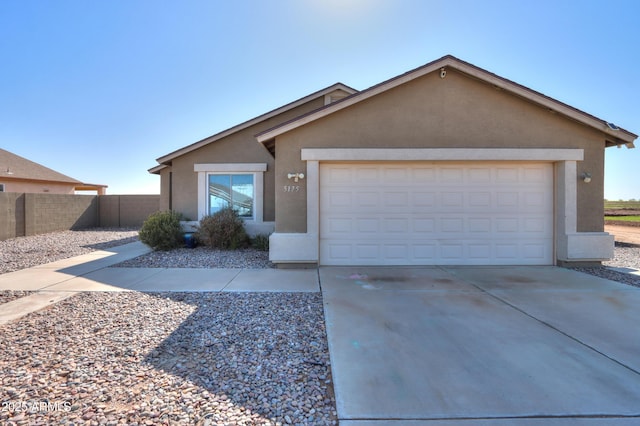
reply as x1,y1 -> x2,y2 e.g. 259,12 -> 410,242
166,96 -> 326,223
0,193 -> 160,241
273,69 -> 607,233
1,180 -> 76,194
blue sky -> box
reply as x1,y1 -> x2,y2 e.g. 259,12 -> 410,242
1,0 -> 638,199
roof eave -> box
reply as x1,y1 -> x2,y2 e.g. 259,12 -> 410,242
148,164 -> 167,175
155,82 -> 358,165
257,55 -> 637,146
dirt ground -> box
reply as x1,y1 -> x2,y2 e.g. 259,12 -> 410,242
604,225 -> 640,245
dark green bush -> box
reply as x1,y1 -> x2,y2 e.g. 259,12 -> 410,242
139,210 -> 184,251
196,208 -> 249,249
252,234 -> 270,251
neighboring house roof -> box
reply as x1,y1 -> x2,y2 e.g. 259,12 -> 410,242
151,82 -> 358,172
0,148 -> 107,190
257,55 -> 637,148
0,148 -> 81,184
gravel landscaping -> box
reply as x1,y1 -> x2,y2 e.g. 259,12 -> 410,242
0,292 -> 336,425
571,242 -> 640,288
0,291 -> 33,305
0,228 -> 139,275
116,246 -> 274,269
0,229 -> 336,425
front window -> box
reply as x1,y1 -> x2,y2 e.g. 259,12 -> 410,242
208,174 -> 254,218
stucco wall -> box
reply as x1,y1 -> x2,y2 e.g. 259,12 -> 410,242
159,167 -> 171,211
273,69 -> 607,233
167,96 -> 325,221
0,180 -> 76,194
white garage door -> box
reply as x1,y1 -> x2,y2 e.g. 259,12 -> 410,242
320,162 -> 554,265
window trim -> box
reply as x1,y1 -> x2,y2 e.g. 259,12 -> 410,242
207,173 -> 255,219
195,163 -> 267,223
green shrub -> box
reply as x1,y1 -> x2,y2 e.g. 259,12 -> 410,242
196,208 -> 249,249
139,210 -> 184,251
252,234 -> 270,251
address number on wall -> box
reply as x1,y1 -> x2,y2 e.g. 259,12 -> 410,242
283,186 -> 300,192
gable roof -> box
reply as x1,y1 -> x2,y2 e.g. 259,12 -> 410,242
151,82 -> 357,172
257,55 -> 637,148
0,148 -> 82,184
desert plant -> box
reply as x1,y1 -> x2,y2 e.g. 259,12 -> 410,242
252,233 -> 270,251
196,207 -> 249,249
138,210 -> 184,251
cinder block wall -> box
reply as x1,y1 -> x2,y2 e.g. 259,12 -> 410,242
0,193 -> 160,241
0,193 -> 25,241
99,195 -> 160,227
24,193 -> 98,236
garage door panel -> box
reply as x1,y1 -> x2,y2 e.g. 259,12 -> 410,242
413,218 -> 436,233
412,168 -> 436,181
413,192 -> 437,207
320,162 -> 553,265
357,191 -> 379,207
384,191 -> 409,208
468,218 -> 492,233
468,243 -> 492,259
326,217 -> 352,234
468,192 -> 492,207
356,167 -> 379,181
440,168 -> 465,182
327,191 -> 353,208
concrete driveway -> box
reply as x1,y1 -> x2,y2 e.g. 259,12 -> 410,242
320,266 -> 640,425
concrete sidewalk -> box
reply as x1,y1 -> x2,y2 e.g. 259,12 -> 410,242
0,241 -> 319,325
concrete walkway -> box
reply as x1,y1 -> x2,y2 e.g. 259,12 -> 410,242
321,266 -> 640,425
0,241 -> 319,325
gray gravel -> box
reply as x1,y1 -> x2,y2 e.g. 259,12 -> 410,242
0,292 -> 336,425
571,242 -> 640,288
0,228 -> 139,275
0,291 -> 33,305
116,246 -> 274,269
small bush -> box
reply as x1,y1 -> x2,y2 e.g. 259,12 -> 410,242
139,210 -> 184,251
196,208 -> 249,249
252,234 -> 270,251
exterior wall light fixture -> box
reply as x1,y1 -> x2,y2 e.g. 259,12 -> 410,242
287,172 -> 305,183
581,172 -> 592,183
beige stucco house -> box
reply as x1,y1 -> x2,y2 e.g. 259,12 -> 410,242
150,55 -> 636,267
0,148 -> 107,195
